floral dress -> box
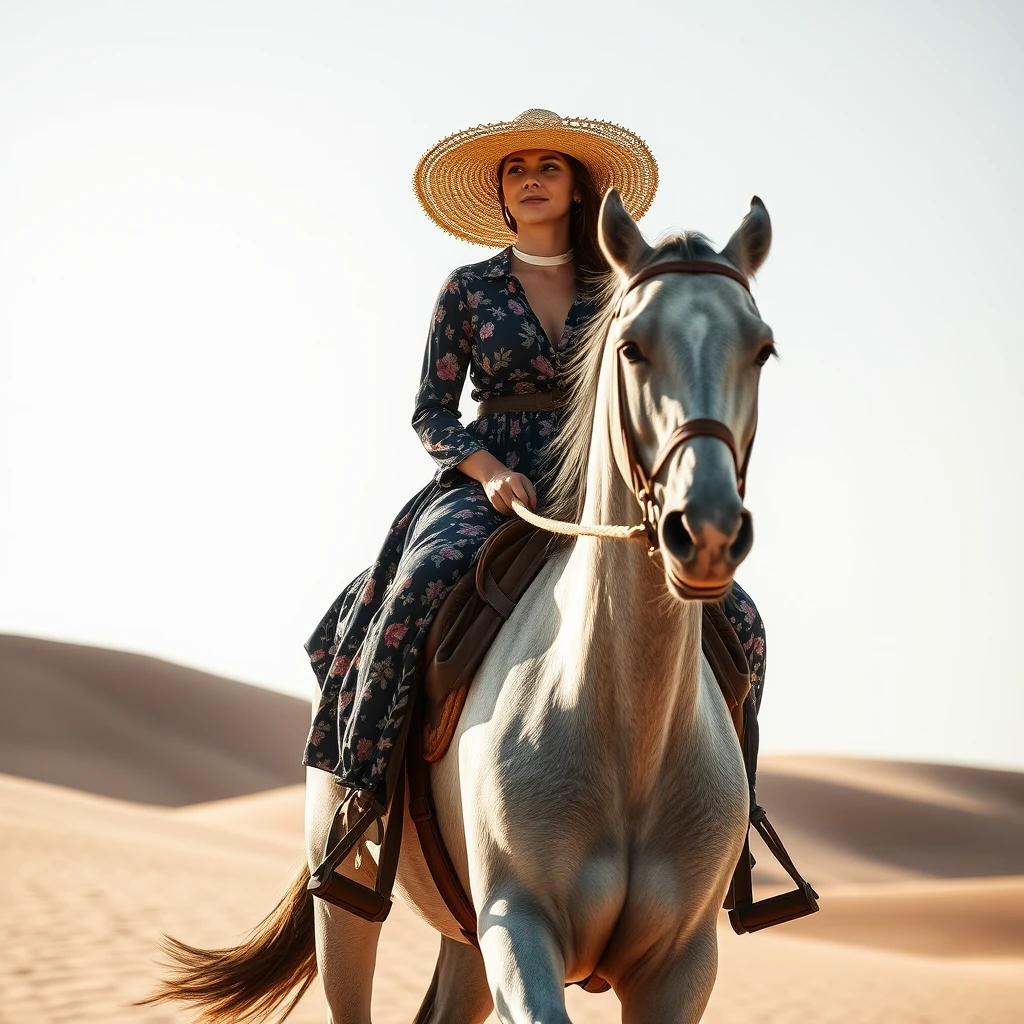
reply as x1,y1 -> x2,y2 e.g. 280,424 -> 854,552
302,246 -> 767,804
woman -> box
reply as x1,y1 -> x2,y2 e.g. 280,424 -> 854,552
302,109 -> 766,856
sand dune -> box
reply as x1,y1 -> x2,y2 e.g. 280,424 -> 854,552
0,773 -> 328,1024
0,633 -> 310,805
751,754 -> 1024,887
3,774 -> 1022,1023
177,783 -> 309,841
2,633 -> 1023,1022
779,875 -> 1024,957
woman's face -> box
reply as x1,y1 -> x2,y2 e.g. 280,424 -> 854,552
501,149 -> 579,230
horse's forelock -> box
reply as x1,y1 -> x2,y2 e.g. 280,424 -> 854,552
538,232 -> 723,530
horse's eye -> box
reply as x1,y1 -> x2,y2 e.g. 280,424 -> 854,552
755,343 -> 777,367
619,341 -> 646,364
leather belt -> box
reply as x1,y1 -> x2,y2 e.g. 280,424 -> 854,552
476,391 -> 564,418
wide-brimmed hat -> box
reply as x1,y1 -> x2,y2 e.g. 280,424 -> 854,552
413,108 -> 659,247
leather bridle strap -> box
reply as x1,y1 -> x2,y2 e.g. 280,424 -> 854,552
613,259 -> 754,545
620,258 -> 752,297
651,419 -> 744,492
614,352 -> 750,548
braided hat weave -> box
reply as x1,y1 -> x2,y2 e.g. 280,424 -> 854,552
413,108 -> 659,247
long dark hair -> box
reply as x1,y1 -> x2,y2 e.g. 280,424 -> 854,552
496,152 -> 609,295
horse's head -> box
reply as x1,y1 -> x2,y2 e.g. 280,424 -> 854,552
598,189 -> 774,601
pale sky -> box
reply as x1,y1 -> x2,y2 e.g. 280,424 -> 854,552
2,0 -> 1022,770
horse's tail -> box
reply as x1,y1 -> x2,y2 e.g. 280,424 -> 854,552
138,860 -> 317,1024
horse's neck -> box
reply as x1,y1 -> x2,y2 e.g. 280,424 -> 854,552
551,402 -> 703,791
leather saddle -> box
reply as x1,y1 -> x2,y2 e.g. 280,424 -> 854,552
420,518 -> 552,759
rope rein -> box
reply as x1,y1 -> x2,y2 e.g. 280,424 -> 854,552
510,499 -> 647,542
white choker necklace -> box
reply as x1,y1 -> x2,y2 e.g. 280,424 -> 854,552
512,245 -> 574,267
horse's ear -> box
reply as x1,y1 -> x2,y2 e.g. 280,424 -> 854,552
720,196 -> 772,278
598,188 -> 652,277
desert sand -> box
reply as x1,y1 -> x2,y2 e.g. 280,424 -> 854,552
2,632 -> 1022,1023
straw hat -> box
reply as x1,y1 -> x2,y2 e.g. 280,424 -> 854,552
413,108 -> 659,247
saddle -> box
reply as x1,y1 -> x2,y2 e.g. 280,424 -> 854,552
421,518 -> 551,759
310,519 -> 819,978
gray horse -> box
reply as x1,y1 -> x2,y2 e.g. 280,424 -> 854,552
147,188 -> 774,1024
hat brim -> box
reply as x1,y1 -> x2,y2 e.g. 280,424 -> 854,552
413,114 -> 659,248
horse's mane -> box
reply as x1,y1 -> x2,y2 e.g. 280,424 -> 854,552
539,231 -> 721,529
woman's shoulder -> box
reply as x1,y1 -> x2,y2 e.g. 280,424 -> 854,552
444,247 -> 511,289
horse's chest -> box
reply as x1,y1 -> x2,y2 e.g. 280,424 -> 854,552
521,758 -> 746,947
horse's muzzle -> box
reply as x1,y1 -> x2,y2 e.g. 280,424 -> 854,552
659,504 -> 753,601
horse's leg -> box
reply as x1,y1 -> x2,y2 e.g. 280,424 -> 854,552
615,922 -> 718,1024
476,888 -> 573,1024
305,765 -> 381,1024
412,936 -> 493,1024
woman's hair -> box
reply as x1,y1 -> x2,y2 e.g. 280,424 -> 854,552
496,152 -> 610,294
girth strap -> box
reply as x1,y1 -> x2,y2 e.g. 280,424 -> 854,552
406,720 -> 479,946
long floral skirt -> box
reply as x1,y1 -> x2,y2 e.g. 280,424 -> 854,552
303,475 -> 768,807
303,474 -> 506,798
721,580 -> 766,713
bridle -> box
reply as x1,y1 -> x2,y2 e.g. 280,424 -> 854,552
512,258 -> 758,554
613,258 -> 757,550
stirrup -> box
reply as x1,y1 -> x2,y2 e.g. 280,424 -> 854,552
307,777 -> 405,923
726,804 -> 820,935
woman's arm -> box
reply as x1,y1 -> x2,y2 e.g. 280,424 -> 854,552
410,271 -> 486,471
411,272 -> 536,514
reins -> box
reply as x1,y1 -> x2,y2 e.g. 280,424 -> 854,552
510,499 -> 648,542
512,259 -> 757,552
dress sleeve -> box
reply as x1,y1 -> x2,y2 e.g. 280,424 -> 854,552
411,271 -> 486,472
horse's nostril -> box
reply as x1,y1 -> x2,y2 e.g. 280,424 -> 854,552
728,511 -> 754,564
660,510 -> 695,563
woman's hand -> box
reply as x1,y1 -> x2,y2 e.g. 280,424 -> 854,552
483,469 -> 537,516
457,451 -> 537,516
